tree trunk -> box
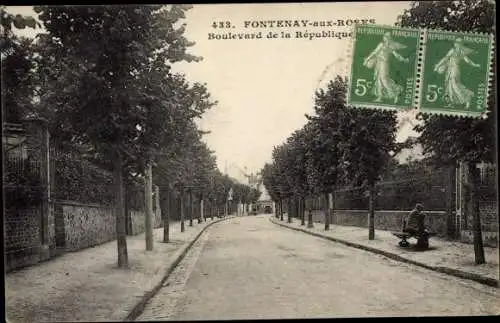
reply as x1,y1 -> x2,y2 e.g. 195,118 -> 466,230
324,192 -> 330,231
200,196 -> 204,223
188,190 -> 193,226
300,197 -> 305,226
469,163 -> 486,264
114,153 -> 128,268
295,197 -> 300,219
287,198 -> 292,223
280,199 -> 284,221
368,182 -> 375,240
124,183 -> 130,235
163,190 -> 170,243
180,193 -> 185,232
307,200 -> 313,228
196,194 -> 201,224
145,162 -> 153,251
331,190 -> 336,226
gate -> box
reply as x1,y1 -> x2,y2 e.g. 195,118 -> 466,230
3,122 -> 47,271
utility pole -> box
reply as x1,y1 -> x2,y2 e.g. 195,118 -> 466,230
145,161 -> 154,251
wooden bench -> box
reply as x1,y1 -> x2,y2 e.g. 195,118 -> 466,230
393,213 -> 436,249
392,231 -> 436,249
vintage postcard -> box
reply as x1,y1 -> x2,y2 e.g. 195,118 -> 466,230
2,2 -> 498,322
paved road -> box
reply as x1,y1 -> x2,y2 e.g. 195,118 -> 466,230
137,215 -> 499,320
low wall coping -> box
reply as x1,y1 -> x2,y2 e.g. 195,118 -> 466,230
51,199 -> 113,209
52,199 -> 145,211
318,209 -> 447,214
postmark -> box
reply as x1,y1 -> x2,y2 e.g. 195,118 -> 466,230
419,30 -> 493,118
347,24 -> 420,111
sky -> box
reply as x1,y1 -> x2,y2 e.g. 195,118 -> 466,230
6,2 -> 416,184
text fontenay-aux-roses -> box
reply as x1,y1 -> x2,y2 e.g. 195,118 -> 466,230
208,18 -> 376,40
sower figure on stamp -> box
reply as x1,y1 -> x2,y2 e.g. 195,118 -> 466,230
363,32 -> 409,104
433,38 -> 481,109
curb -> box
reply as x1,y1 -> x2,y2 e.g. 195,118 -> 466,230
124,216 -> 236,321
270,218 -> 498,288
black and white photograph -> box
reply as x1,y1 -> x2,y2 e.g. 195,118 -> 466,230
2,1 -> 499,321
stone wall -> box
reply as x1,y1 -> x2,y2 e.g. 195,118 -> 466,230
460,230 -> 498,248
53,200 -> 164,251
58,201 -> 116,251
47,202 -> 56,257
308,208 -> 497,247
310,209 -> 448,237
477,201 -> 498,247
459,200 -> 498,247
4,207 -> 42,272
129,209 -> 145,236
479,201 -> 498,232
4,121 -> 170,272
129,208 -> 162,236
154,208 -> 162,229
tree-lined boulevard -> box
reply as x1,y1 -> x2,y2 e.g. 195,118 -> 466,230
261,0 -> 496,265
3,1 -> 498,321
137,216 -> 499,320
2,5 -> 261,268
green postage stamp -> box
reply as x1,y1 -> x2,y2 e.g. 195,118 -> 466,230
420,30 -> 493,118
348,24 -> 494,118
347,24 -> 420,110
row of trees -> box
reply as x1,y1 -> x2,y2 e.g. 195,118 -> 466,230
262,0 -> 495,264
1,5 -> 260,268
262,77 -> 400,238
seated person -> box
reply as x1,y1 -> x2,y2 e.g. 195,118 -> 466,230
403,203 -> 427,235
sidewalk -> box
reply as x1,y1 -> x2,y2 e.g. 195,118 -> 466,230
270,217 -> 499,287
5,216 -> 232,323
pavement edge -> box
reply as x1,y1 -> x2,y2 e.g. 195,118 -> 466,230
124,216 -> 236,321
269,217 -> 499,288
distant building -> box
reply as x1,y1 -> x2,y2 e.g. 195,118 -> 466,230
253,183 -> 274,214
